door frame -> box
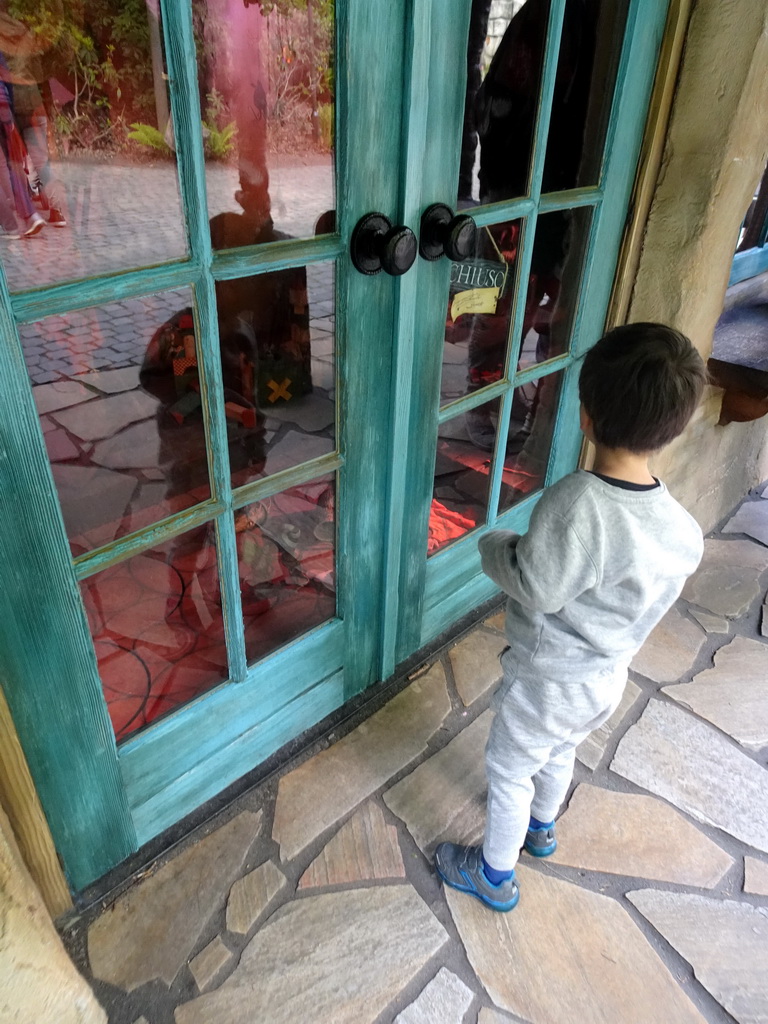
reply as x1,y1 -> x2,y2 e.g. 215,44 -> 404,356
0,0 -> 673,892
0,0 -> 409,890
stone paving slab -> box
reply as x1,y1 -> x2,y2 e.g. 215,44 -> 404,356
552,784 -> 733,887
611,700 -> 768,854
78,366 -> 141,394
272,663 -> 451,861
51,390 -> 158,441
384,712 -> 491,857
298,801 -> 405,889
662,636 -> 768,750
226,860 -> 287,935
576,679 -> 641,770
188,937 -> 233,994
446,866 -> 707,1024
88,810 -> 260,991
448,629 -> 507,706
174,886 -> 449,1024
743,856 -> 768,896
393,967 -> 474,1024
628,889 -> 768,1024
690,609 -> 730,634
682,539 -> 768,618
477,1011 -> 516,1024
723,500 -> 768,548
630,607 -> 706,683
32,379 -> 97,414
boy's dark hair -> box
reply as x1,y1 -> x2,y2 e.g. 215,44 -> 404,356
579,322 -> 706,452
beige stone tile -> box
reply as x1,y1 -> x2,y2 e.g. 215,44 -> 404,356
273,663 -> 451,861
628,889 -> 768,1024
449,630 -> 507,706
681,539 -> 768,618
484,611 -> 506,633
552,784 -> 732,887
226,860 -> 287,935
722,500 -> 768,548
761,602 -> 768,638
52,389 -> 158,441
477,1010 -> 515,1024
663,636 -> 768,750
576,680 -> 641,770
744,856 -> 768,896
299,801 -> 404,889
611,701 -> 768,854
174,886 -> 448,1024
393,968 -> 474,1024
631,607 -> 705,683
384,712 -> 491,857
188,937 -> 232,994
690,609 -> 730,634
88,810 -> 259,991
447,866 -> 706,1024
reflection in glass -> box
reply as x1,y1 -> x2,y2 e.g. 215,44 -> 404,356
459,0 -> 628,204
542,0 -> 630,191
81,528 -> 226,742
441,219 -> 522,412
224,261 -> 336,490
237,476 -> 336,664
459,0 -> 549,205
18,289 -> 214,555
0,2 -> 185,290
196,0 -> 335,246
430,406 -> 493,555
518,206 -> 592,370
498,368 -> 563,513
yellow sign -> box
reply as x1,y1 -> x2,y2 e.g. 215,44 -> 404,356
450,286 -> 500,322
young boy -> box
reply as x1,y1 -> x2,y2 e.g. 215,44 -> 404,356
435,322 -> 707,912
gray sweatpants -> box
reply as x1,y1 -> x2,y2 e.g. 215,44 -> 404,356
483,650 -> 626,871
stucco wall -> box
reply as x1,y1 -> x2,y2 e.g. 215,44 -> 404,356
629,0 -> 768,530
0,804 -> 106,1024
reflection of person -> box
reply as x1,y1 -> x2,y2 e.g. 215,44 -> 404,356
461,0 -> 600,452
0,10 -> 68,225
435,324 -> 707,911
0,52 -> 43,236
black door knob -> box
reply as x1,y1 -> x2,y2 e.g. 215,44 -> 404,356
419,203 -> 477,262
350,213 -> 418,276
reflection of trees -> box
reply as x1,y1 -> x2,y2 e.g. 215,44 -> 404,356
8,0 -> 157,154
6,0 -> 334,159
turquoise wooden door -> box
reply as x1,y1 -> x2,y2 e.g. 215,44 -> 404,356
0,0 -> 668,890
384,0 -> 671,673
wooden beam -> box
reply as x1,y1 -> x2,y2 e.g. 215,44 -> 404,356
0,685 -> 71,919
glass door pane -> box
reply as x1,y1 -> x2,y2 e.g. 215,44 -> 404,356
0,2 -> 186,290
194,0 -> 335,244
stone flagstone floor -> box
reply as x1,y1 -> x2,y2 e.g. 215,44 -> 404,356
62,484 -> 768,1024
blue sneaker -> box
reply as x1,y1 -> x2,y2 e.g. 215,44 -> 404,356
523,821 -> 557,857
434,843 -> 519,912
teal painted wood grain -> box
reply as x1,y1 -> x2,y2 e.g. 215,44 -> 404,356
378,0 -> 435,680
212,236 -> 342,280
335,0 -> 408,698
389,0 -> 472,667
162,0 -> 249,685
120,620 -> 345,839
0,270 -> 135,890
131,670 -> 346,844
11,261 -> 201,325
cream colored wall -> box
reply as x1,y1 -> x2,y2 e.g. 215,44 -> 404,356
0,803 -> 106,1024
628,0 -> 768,530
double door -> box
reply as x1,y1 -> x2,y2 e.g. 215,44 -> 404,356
0,0 -> 668,889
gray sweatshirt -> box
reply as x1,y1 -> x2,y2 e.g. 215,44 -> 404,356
478,470 -> 703,678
